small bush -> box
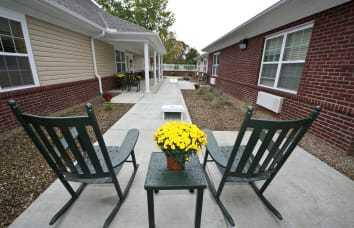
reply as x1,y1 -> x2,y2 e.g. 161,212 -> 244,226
205,91 -> 215,101
103,102 -> 113,111
196,88 -> 207,95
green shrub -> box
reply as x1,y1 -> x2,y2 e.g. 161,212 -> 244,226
103,102 -> 113,111
196,88 -> 207,95
205,91 -> 215,101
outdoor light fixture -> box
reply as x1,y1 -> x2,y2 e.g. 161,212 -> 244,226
239,39 -> 248,49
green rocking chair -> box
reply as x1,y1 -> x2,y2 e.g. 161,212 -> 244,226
203,106 -> 320,226
8,100 -> 139,228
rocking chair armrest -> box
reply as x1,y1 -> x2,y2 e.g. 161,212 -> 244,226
204,129 -> 228,168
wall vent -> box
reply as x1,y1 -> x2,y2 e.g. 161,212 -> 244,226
256,91 -> 284,113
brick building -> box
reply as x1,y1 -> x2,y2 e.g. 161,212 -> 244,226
203,0 -> 354,153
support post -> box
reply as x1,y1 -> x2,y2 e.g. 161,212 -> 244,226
160,55 -> 164,79
157,54 -> 161,81
153,51 -> 157,85
144,42 -> 150,93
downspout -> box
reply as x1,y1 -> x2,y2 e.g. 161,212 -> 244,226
91,30 -> 105,95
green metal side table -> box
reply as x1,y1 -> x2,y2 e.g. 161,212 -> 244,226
144,152 -> 207,228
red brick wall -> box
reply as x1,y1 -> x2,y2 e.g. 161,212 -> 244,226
0,76 -> 116,132
209,1 -> 354,153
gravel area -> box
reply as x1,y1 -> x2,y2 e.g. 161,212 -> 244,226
0,97 -> 133,227
182,88 -> 353,180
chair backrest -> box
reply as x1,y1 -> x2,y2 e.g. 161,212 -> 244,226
225,106 -> 320,180
8,100 -> 116,181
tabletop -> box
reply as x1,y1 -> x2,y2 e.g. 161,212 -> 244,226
144,152 -> 207,190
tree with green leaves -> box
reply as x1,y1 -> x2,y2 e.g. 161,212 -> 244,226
185,48 -> 199,64
97,0 -> 175,42
97,0 -> 199,64
163,32 -> 194,64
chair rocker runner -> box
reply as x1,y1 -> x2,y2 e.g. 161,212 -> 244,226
203,106 -> 320,226
8,100 -> 140,228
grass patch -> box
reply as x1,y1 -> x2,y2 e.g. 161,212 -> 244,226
197,88 -> 233,107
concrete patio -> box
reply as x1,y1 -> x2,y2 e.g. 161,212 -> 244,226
111,78 -> 162,104
9,80 -> 354,228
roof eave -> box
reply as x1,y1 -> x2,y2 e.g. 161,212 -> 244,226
45,0 -> 166,54
105,31 -> 166,54
202,0 -> 351,53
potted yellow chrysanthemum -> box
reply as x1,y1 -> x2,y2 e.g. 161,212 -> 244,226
154,121 -> 207,171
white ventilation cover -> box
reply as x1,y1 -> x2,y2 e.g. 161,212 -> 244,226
256,91 -> 284,113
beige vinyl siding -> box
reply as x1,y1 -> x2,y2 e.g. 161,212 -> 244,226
94,40 -> 115,77
26,16 -> 95,86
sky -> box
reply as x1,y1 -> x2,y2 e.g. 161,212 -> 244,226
168,0 -> 279,52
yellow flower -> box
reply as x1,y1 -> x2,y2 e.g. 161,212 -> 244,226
154,121 -> 207,160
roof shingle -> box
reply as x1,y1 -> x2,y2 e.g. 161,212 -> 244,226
49,0 -> 150,33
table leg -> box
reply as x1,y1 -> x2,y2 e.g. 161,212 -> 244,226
195,189 -> 204,228
147,189 -> 155,228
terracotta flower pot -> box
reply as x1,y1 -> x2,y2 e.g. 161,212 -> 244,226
166,156 -> 184,171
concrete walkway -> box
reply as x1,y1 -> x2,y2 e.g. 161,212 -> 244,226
10,80 -> 354,228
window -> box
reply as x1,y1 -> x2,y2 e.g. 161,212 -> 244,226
0,12 -> 37,91
203,58 -> 208,73
212,53 -> 219,76
115,50 -> 126,72
258,24 -> 313,93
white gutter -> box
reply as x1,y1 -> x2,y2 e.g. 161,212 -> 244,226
91,30 -> 105,95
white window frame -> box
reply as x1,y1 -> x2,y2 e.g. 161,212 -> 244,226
258,22 -> 314,94
0,7 -> 39,92
212,52 -> 220,76
115,50 -> 126,73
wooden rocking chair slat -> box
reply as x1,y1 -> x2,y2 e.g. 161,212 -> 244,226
60,126 -> 91,174
236,128 -> 262,173
8,100 -> 139,228
247,128 -> 277,174
269,127 -> 300,171
32,123 -> 67,172
45,126 -> 78,174
76,125 -> 105,174
203,106 -> 321,226
259,128 -> 289,172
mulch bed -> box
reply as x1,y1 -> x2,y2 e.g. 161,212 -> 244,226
182,88 -> 353,180
0,97 -> 133,227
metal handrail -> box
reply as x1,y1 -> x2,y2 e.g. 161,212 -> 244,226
162,64 -> 197,71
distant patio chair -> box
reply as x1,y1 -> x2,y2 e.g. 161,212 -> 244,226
197,73 -> 209,85
203,106 -> 320,226
8,100 -> 139,228
127,73 -> 140,92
